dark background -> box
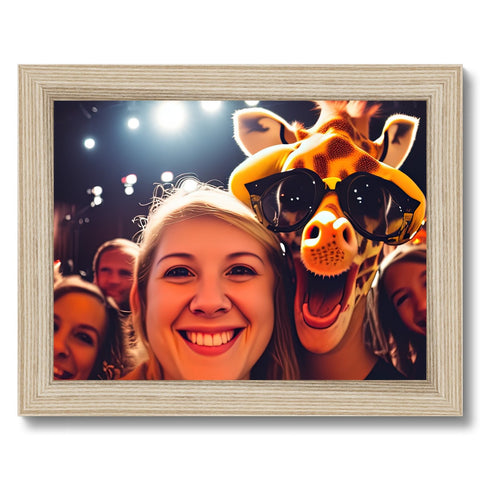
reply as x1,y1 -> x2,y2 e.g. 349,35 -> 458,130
54,100 -> 426,278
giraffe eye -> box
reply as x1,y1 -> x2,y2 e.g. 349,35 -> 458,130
260,172 -> 318,231
343,176 -> 407,237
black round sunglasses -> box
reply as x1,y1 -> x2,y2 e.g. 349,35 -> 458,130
245,168 -> 422,245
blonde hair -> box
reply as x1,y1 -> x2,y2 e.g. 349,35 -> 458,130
132,183 -> 299,380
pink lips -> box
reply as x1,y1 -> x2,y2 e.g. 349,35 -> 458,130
179,328 -> 243,356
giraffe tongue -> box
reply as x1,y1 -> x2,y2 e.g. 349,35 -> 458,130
306,272 -> 346,317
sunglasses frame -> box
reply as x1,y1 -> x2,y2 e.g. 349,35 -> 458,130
245,168 -> 422,245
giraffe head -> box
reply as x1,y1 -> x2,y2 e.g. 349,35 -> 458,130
229,101 -> 426,354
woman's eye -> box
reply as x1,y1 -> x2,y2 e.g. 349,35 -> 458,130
395,293 -> 410,307
228,265 -> 256,276
76,332 -> 94,346
164,267 -> 193,278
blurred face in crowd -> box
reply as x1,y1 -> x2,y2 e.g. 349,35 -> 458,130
54,292 -> 107,380
95,247 -> 136,310
142,216 -> 276,380
384,261 -> 427,336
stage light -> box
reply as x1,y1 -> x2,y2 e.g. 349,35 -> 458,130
89,184 -> 103,207
155,101 -> 186,131
161,171 -> 174,183
245,101 -> 259,106
124,185 -> 134,195
180,178 -> 199,193
84,137 -> 95,149
92,185 -> 103,196
201,101 -> 222,112
125,174 -> 137,185
127,117 -> 140,130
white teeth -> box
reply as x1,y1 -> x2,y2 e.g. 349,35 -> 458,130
185,330 -> 235,346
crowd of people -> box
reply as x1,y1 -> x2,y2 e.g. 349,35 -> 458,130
53,183 -> 427,381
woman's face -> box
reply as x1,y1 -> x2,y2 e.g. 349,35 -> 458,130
143,216 -> 276,380
384,260 -> 426,336
54,292 -> 108,380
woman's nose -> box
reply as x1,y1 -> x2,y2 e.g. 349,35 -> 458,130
54,332 -> 70,358
189,279 -> 232,317
414,289 -> 427,315
106,272 -> 121,285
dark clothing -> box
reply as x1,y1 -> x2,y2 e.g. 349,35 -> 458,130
366,358 -> 406,380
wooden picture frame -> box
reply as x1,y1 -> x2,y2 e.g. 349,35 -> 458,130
18,64 -> 462,416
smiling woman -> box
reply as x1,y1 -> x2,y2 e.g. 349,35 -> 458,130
53,276 -> 131,380
120,184 -> 299,380
366,243 -> 427,379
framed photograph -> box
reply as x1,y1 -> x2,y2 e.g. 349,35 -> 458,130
18,64 -> 462,416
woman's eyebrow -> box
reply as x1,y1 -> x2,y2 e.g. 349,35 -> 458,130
155,253 -> 194,266
391,287 -> 407,300
77,324 -> 101,339
227,252 -> 265,265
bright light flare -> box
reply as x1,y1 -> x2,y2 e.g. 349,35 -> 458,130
201,101 -> 222,112
180,178 -> 199,193
125,174 -> 137,185
92,185 -> 103,196
127,117 -> 140,130
245,101 -> 259,106
155,101 -> 187,131
161,171 -> 174,183
84,138 -> 95,149
124,185 -> 134,196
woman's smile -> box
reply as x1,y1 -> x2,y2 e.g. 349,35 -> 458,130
179,327 -> 244,356
144,215 -> 276,380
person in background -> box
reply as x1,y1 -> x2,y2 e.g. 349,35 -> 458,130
92,238 -> 140,313
121,184 -> 299,380
366,243 -> 427,379
54,276 -> 133,380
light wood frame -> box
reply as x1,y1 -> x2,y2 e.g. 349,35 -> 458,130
18,65 -> 462,416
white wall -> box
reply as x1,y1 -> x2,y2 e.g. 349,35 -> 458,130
2,1 -> 476,478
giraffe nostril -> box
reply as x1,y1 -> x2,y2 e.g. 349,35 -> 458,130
309,226 -> 320,240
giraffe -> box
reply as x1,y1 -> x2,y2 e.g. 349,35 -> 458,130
229,101 -> 426,379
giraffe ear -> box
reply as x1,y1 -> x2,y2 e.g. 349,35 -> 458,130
375,114 -> 419,169
233,108 -> 298,156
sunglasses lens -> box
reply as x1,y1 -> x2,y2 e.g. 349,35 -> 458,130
344,176 -> 408,238
261,172 -> 317,231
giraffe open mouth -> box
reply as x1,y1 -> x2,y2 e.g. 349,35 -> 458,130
294,259 -> 359,329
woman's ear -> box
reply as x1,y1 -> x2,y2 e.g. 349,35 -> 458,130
130,281 -> 140,314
